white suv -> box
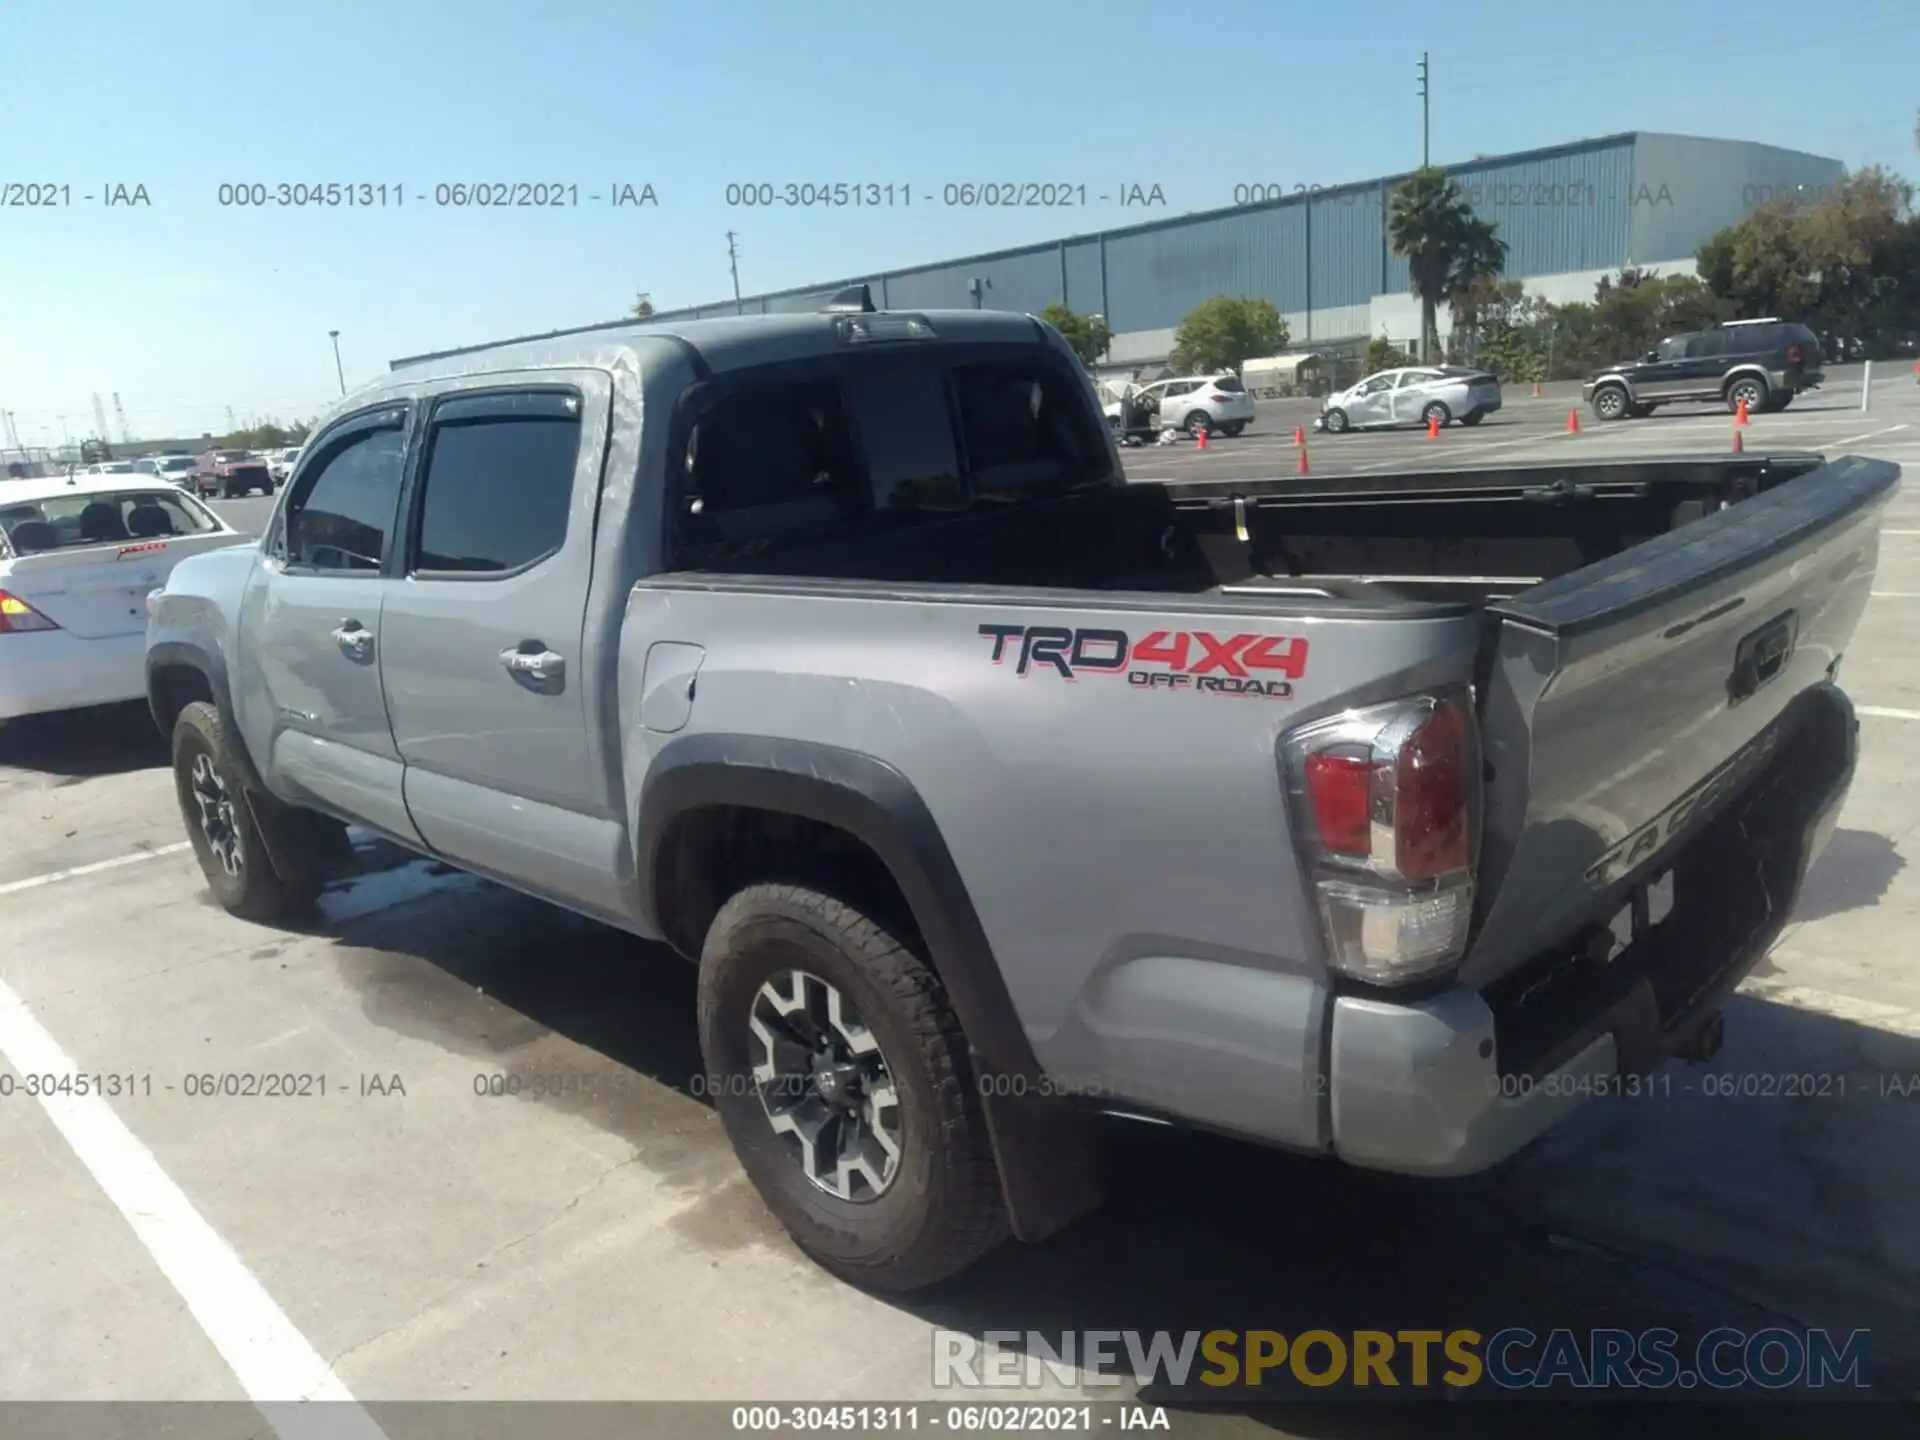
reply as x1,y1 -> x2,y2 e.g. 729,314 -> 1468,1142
1104,374 -> 1256,437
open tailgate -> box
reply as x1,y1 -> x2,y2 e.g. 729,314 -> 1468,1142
1462,453 -> 1900,990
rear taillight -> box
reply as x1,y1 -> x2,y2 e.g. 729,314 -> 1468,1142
0,589 -> 59,634
1209,393 -> 1232,404
1282,689 -> 1481,985
1786,344 -> 1804,365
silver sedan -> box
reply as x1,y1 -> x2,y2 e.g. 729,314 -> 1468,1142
1318,365 -> 1503,433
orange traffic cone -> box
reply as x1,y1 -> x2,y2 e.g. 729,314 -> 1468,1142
1296,444 -> 1310,475
1426,414 -> 1441,439
1566,408 -> 1581,434
1531,381 -> 1542,397
1195,426 -> 1208,450
1734,396 -> 1750,426
1292,426 -> 1305,446
1731,426 -> 1743,454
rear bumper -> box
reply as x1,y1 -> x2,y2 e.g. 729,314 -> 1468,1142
1327,686 -> 1857,1177
0,630 -> 148,720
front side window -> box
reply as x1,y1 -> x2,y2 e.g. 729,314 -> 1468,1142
413,392 -> 581,574
284,427 -> 406,572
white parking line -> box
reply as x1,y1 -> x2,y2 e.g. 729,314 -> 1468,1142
0,842 -> 191,898
1859,706 -> 1920,722
1832,423 -> 1911,448
0,977 -> 390,1438
1872,592 -> 1920,600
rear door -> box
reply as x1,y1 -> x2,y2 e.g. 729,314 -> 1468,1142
231,405 -> 421,844
377,376 -> 621,917
0,489 -> 241,638
1390,368 -> 1446,426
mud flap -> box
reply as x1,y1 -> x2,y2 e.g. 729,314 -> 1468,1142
240,787 -> 353,884
979,1086 -> 1106,1243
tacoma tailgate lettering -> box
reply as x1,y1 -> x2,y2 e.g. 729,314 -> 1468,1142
978,623 -> 1307,698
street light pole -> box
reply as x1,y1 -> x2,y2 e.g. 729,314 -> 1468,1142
329,330 -> 345,395
1417,53 -> 1430,168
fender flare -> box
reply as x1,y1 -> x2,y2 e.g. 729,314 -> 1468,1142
634,733 -> 1041,1085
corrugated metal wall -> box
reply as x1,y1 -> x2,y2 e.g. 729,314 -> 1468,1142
422,133 -> 1844,363
1628,134 -> 1845,270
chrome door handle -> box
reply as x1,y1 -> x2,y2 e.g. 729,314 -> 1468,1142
331,624 -> 373,655
500,646 -> 564,680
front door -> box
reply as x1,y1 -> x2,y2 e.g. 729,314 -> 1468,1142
1633,335 -> 1698,400
377,376 -> 623,918
1346,371 -> 1397,426
232,406 -> 421,844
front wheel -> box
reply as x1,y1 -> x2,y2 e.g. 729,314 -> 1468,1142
697,882 -> 1008,1292
1322,408 -> 1350,434
172,702 -> 325,921
1591,383 -> 1631,421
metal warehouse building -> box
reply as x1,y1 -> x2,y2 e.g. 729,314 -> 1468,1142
393,132 -> 1842,374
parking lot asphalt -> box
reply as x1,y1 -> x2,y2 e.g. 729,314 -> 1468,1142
4,370 -> 1920,1431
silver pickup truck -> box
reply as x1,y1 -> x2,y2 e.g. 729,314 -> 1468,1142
147,290 -> 1899,1292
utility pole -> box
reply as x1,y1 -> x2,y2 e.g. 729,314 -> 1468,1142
1417,53 -> 1430,168
726,232 -> 742,315
329,330 -> 345,395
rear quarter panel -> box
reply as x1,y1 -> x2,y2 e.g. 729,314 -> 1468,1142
622,578 -> 1481,1142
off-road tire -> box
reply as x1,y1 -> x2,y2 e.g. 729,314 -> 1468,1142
1725,375 -> 1770,415
698,882 -> 1008,1292
172,701 -> 325,922
1591,383 -> 1631,421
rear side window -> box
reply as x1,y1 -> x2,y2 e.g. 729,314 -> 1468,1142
679,377 -> 864,555
1685,332 -> 1726,360
951,358 -> 1105,498
413,391 -> 581,575
286,427 -> 406,571
1718,326 -> 1771,356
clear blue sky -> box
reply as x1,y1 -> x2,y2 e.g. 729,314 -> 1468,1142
4,0 -> 1914,442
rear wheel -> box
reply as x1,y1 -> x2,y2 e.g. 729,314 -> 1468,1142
1183,410 -> 1212,438
1591,383 -> 1631,421
1459,410 -> 1484,427
1773,393 -> 1794,411
697,881 -> 1008,1292
1422,400 -> 1452,428
1220,423 -> 1245,437
1725,375 -> 1769,415
172,702 -> 325,921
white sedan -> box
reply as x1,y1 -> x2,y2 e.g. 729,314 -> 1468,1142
1317,365 -> 1503,433
0,475 -> 243,723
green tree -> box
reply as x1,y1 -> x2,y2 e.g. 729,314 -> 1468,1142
1387,167 -> 1508,362
1039,303 -> 1112,367
1697,167 -> 1919,354
1362,336 -> 1413,375
1169,296 -> 1288,375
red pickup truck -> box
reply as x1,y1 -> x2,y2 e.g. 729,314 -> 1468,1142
194,449 -> 274,499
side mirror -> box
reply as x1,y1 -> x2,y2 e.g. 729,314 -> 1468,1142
1644,350 -> 1659,362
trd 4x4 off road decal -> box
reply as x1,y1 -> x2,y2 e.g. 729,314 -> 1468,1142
978,623 -> 1307,699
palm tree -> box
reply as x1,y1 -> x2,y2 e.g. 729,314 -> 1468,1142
1388,167 -> 1509,362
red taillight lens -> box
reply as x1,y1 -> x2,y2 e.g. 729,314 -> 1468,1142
1305,751 -> 1374,855
1787,344 -> 1804,364
0,589 -> 59,633
1394,702 -> 1471,878
1209,394 -> 1232,404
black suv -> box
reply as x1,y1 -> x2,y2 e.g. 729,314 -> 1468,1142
1583,319 -> 1825,421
